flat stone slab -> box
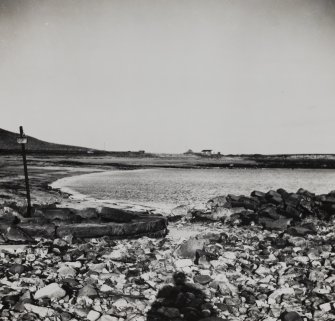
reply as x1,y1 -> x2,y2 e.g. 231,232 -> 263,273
0,206 -> 168,243
57,217 -> 167,239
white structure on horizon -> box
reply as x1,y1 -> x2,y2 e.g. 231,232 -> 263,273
201,149 -> 212,156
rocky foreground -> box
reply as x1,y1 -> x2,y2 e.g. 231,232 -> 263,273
1,188 -> 335,321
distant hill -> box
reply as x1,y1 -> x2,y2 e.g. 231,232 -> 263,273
0,128 -> 97,154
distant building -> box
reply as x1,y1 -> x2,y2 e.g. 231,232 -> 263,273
184,149 -> 194,155
87,150 -> 95,154
138,150 -> 145,154
201,149 -> 212,156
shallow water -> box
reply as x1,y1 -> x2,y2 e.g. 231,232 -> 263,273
52,168 -> 335,213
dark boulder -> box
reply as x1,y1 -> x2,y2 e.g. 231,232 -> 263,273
5,226 -> 34,243
265,190 -> 283,205
191,210 -> 218,222
259,206 -> 281,220
297,188 -> 315,198
284,194 -> 302,208
280,311 -> 303,321
250,190 -> 266,199
238,210 -> 258,225
285,226 -> 316,237
282,206 -> 302,220
8,264 -> 28,275
277,188 -> 290,199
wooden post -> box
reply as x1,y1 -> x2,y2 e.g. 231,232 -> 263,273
18,126 -> 32,217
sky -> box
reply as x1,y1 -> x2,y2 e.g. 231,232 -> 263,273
1,0 -> 335,154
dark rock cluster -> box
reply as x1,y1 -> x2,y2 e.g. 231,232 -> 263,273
194,188 -> 335,233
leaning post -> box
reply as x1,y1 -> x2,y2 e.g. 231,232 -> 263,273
17,126 -> 32,217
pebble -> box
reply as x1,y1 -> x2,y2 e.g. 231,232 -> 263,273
194,274 -> 213,285
24,304 -> 55,318
78,284 -> 98,298
174,258 -> 193,268
8,263 -> 27,275
87,310 -> 101,321
34,283 -> 66,300
58,265 -> 77,278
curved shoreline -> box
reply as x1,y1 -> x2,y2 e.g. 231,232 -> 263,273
49,169 -> 171,214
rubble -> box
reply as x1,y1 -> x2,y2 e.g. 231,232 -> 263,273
1,188 -> 335,320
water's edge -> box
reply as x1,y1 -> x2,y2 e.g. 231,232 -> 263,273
49,169 -> 171,214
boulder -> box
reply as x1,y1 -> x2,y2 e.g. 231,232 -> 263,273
8,263 -> 28,275
5,226 -> 34,243
297,188 -> 315,198
206,196 -> 229,209
191,210 -> 219,222
259,206 -> 281,220
265,190 -> 283,205
258,217 -> 291,230
169,205 -> 191,221
239,197 -> 260,210
284,194 -> 302,208
285,226 -> 316,237
227,194 -> 258,209
299,198 -> 313,214
251,190 -> 266,199
170,205 -> 191,217
277,188 -> 290,199
283,206 -> 302,220
229,210 -> 257,226
280,311 -> 303,321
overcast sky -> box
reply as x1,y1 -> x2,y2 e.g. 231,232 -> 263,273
1,0 -> 335,153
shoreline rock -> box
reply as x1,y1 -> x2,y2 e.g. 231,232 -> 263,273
1,188 -> 335,321
0,206 -> 168,243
